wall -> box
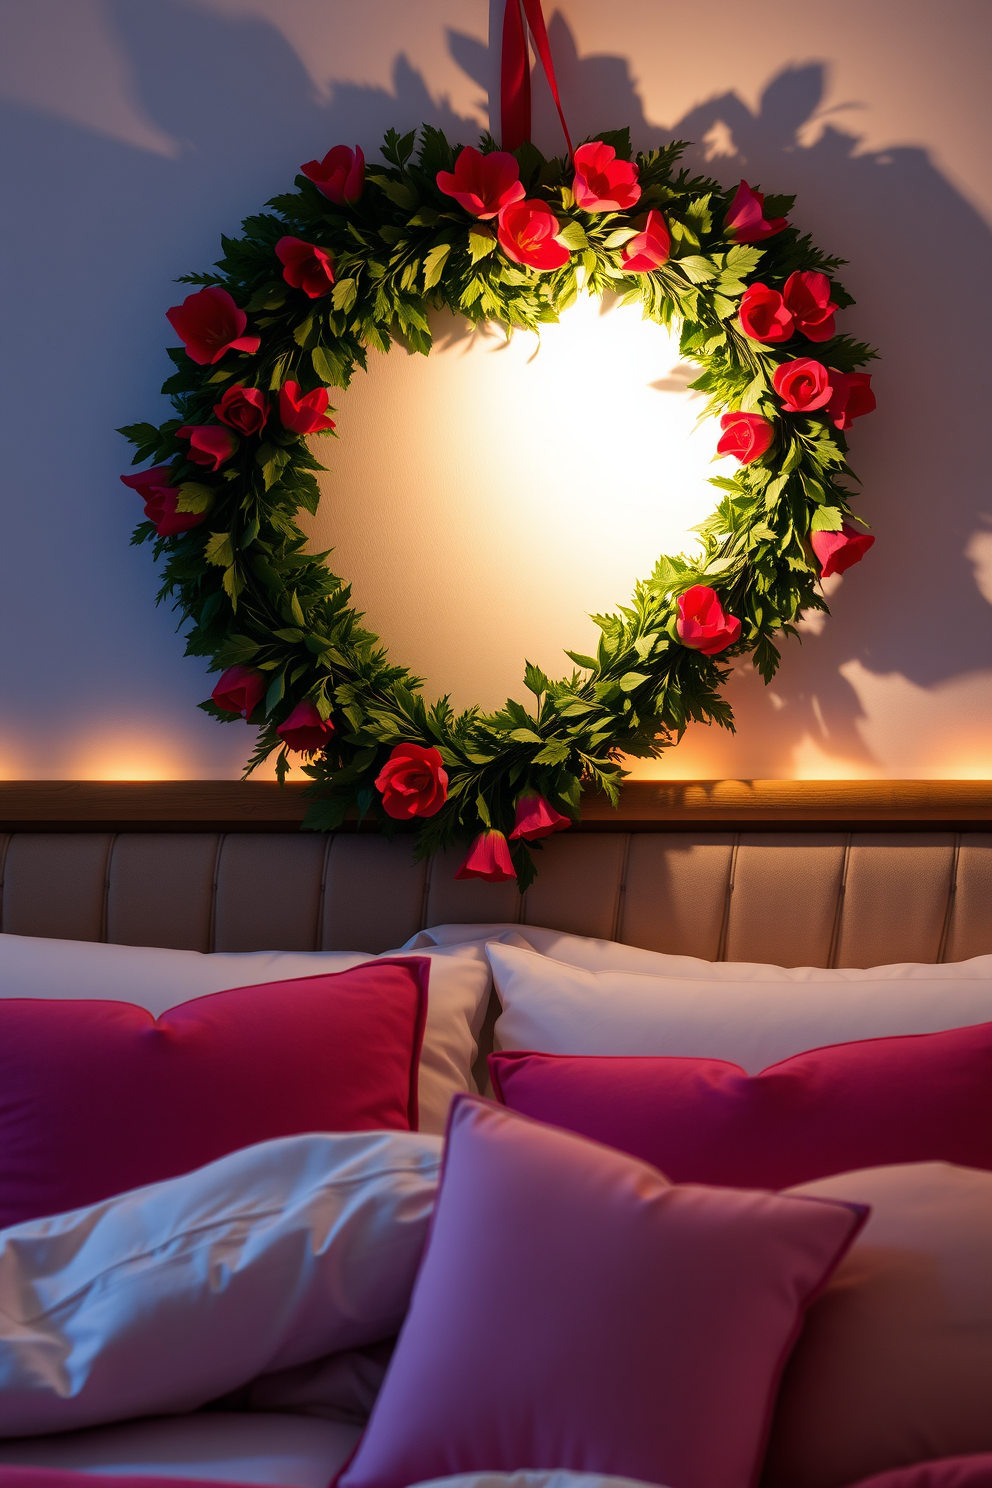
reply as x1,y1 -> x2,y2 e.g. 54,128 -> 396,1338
0,0 -> 989,781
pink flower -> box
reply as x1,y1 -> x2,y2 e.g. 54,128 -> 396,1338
826,371 -> 876,430
811,523 -> 875,578
375,743 -> 449,820
620,210 -> 671,272
301,145 -> 365,205
497,199 -> 571,271
676,585 -> 742,656
436,146 -> 525,219
213,385 -> 269,435
725,181 -> 788,244
276,700 -> 334,754
165,287 -> 260,366
738,284 -> 794,343
278,381 -> 336,435
773,358 -> 834,413
275,236 -> 335,298
509,790 -> 570,842
120,465 -> 205,537
211,665 -> 265,720
783,271 -> 838,343
571,141 -> 641,212
717,412 -> 775,465
177,425 -> 238,471
454,830 -> 517,883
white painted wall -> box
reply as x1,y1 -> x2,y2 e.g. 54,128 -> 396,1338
1,0 -> 989,780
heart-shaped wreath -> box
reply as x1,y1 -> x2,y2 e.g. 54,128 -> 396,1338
120,117 -> 877,887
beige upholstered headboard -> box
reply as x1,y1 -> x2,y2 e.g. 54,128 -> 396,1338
1,781 -> 989,968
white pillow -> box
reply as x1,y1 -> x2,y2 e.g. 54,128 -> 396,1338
766,1163 -> 992,1488
0,1130 -> 441,1439
485,941 -> 992,1073
0,933 -> 492,1133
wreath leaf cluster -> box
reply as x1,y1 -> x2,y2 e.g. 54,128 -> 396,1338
120,124 -> 877,889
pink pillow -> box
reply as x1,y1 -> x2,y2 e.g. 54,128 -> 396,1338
489,1021 -> 992,1189
337,1094 -> 864,1488
846,1458 -> 992,1488
0,959 -> 428,1227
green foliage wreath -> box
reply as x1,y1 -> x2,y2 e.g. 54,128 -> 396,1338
120,125 -> 877,887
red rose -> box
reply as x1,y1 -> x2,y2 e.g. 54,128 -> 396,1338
783,271 -> 837,343
213,385 -> 269,436
620,210 -> 671,272
454,830 -> 517,883
571,141 -> 641,212
509,790 -> 570,842
724,180 -> 788,244
177,424 -> 238,471
826,371 -> 876,430
738,284 -> 794,344
717,412 -> 775,465
436,146 -> 525,219
211,665 -> 265,719
497,199 -> 571,271
275,236 -> 335,298
165,287 -> 260,366
773,358 -> 833,413
375,743 -> 448,820
278,381 -> 337,435
120,465 -> 205,537
276,700 -> 334,754
676,585 -> 742,656
811,523 -> 875,578
301,144 -> 365,205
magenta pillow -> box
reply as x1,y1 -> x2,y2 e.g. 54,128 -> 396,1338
0,959 -> 428,1227
489,1020 -> 992,1190
337,1094 -> 864,1488
846,1458 -> 992,1488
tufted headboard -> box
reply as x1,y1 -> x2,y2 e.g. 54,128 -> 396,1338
1,781 -> 989,968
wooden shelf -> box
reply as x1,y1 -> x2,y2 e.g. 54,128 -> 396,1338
0,779 -> 989,832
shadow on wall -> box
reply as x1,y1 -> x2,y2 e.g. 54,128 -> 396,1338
0,0 -> 988,778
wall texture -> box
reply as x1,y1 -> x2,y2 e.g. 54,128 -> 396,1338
1,0 -> 989,781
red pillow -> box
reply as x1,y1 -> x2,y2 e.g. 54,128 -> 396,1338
489,1020 -> 992,1190
0,959 -> 429,1227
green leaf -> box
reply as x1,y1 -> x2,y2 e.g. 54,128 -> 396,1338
311,345 -> 342,385
367,173 -> 418,210
265,670 -> 285,713
677,255 -> 717,283
468,226 -> 497,263
204,531 -> 234,567
423,242 -> 452,289
331,278 -> 357,314
533,740 -> 571,766
563,651 -> 598,670
509,728 -> 544,744
557,220 -> 588,251
175,482 -> 214,514
619,671 -> 650,692
810,505 -> 844,532
256,443 -> 290,491
523,662 -> 550,697
603,227 -> 638,248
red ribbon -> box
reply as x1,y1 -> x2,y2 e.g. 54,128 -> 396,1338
500,0 -> 573,158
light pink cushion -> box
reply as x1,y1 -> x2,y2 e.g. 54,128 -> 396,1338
338,1095 -> 864,1488
845,1457 -> 992,1488
763,1164 -> 992,1488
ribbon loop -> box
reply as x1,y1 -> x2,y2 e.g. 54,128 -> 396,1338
500,0 -> 573,159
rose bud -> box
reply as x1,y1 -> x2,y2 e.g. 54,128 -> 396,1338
454,829 -> 517,883
717,411 -> 775,465
811,523 -> 875,578
571,140 -> 641,212
301,144 -> 365,205
278,381 -> 337,435
436,146 -> 525,219
738,283 -> 794,344
676,585 -> 742,656
375,743 -> 449,820
276,700 -> 335,754
213,385 -> 269,436
826,371 -> 876,430
620,210 -> 671,272
120,466 -> 205,537
497,199 -> 571,271
509,789 -> 570,842
275,236 -> 335,298
724,180 -> 788,243
773,358 -> 834,413
211,665 -> 266,720
177,424 -> 238,471
165,286 -> 260,366
783,271 -> 838,343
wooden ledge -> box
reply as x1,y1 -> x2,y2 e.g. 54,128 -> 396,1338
0,779 -> 989,832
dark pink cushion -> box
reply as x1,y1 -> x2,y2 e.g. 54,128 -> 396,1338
489,1020 -> 992,1189
846,1457 -> 992,1487
0,959 -> 428,1227
337,1094 -> 864,1488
